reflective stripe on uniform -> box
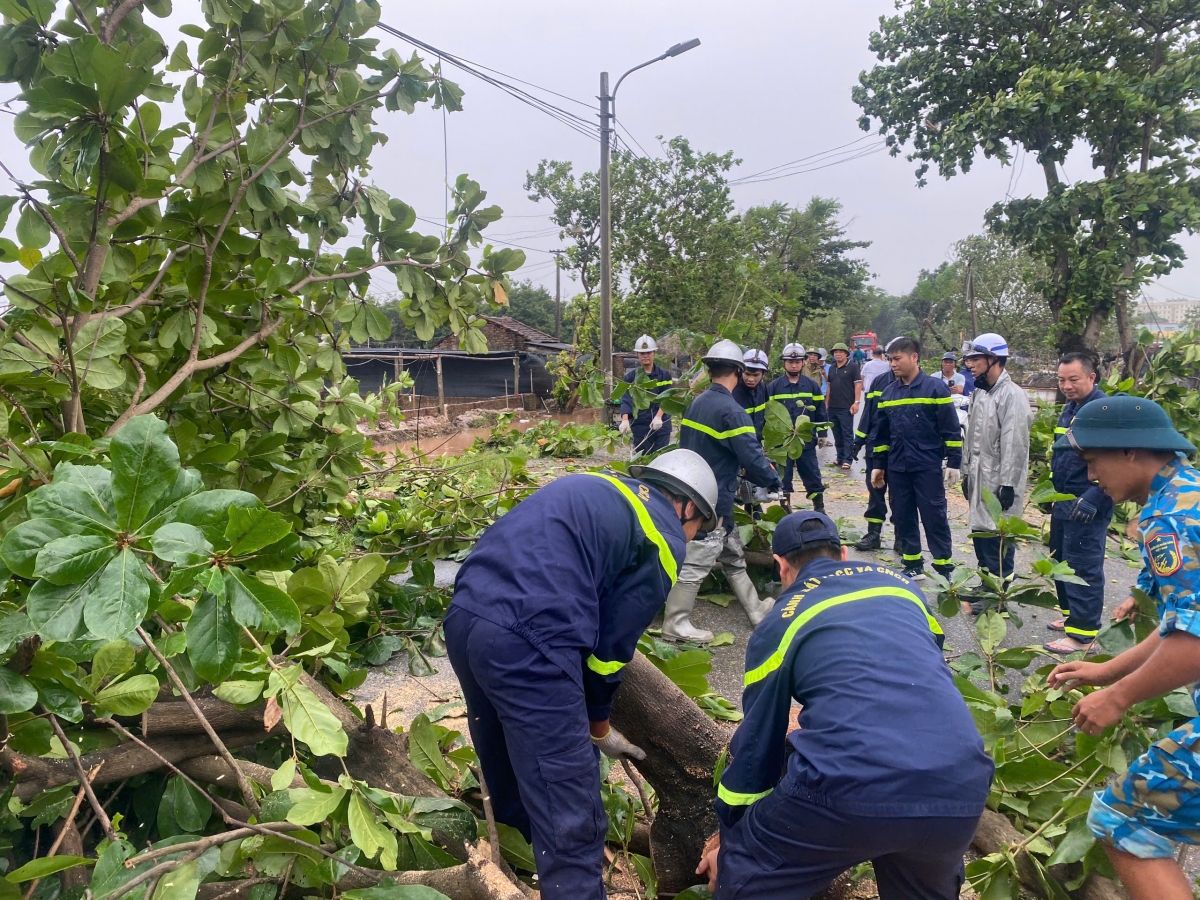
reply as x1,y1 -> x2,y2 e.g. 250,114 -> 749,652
945,440 -> 963,448
744,403 -> 767,414
878,396 -> 954,408
586,655 -> 625,675
1055,427 -> 1068,435
932,558 -> 953,566
653,380 -> 674,387
771,392 -> 816,400
1064,626 -> 1099,639
865,517 -> 885,524
681,418 -> 757,440
902,552 -> 923,561
873,444 -> 889,453
866,390 -> 883,399
717,783 -> 773,806
855,430 -> 867,439
744,586 -> 942,687
583,473 -> 679,584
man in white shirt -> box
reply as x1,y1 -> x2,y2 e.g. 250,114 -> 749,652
940,352 -> 966,394
860,346 -> 890,396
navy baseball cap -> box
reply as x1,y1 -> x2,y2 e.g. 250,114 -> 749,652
772,511 -> 841,556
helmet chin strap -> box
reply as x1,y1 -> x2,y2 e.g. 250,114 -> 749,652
974,357 -> 1000,390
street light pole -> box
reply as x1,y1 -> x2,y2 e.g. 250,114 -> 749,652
551,249 -> 565,341
598,38 -> 700,401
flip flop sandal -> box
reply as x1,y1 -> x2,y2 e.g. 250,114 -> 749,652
1047,620 -> 1066,632
1044,638 -> 1094,655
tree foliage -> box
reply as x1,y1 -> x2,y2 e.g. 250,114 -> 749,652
854,0 -> 1200,356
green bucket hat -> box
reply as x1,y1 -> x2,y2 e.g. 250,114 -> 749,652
1052,394 -> 1195,455
830,342 -> 850,353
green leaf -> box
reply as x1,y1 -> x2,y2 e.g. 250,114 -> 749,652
84,548 -> 151,640
173,490 -> 261,541
111,415 -> 181,532
96,673 -> 159,716
0,667 -> 38,714
348,791 -> 398,869
212,679 -> 265,705
708,632 -> 735,647
159,775 -> 211,835
150,859 -> 200,900
27,575 -> 95,641
34,534 -> 114,586
27,481 -> 117,536
72,317 -> 127,360
268,666 -> 347,757
225,506 -> 292,556
407,713 -> 458,785
1046,817 -> 1095,866
187,594 -> 241,683
15,206 -> 50,250
1,519 -> 68,578
649,649 -> 712,698
90,639 -> 136,691
496,822 -> 536,873
6,856 -> 93,883
270,758 -> 296,792
340,553 -> 386,597
152,522 -> 213,566
285,785 -> 346,826
225,568 -> 301,636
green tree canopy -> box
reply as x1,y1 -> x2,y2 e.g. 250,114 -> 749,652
854,0 -> 1200,358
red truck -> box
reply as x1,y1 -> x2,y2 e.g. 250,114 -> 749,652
851,332 -> 878,353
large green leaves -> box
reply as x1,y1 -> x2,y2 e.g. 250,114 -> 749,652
225,568 -> 300,636
85,548 -> 151,640
34,534 -> 113,585
267,666 -> 347,757
187,593 -> 240,683
0,666 -> 37,714
111,415 -> 181,532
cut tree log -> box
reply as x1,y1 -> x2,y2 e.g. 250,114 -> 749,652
136,698 -> 271,736
609,652 -> 728,895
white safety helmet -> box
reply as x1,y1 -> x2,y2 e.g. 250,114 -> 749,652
743,349 -> 769,371
962,333 -> 1009,359
817,347 -> 828,360
780,342 -> 806,360
634,335 -> 658,353
701,339 -> 746,370
629,449 -> 719,531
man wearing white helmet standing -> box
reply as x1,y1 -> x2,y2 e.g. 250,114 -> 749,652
667,340 -> 784,641
767,343 -> 828,513
618,335 -> 673,457
734,349 -> 770,441
961,333 -> 1032,605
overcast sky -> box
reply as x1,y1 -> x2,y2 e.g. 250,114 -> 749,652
4,0 -> 1198,312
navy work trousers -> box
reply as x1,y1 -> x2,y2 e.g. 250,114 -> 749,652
888,468 -> 954,573
829,407 -> 855,465
972,536 -> 1016,583
863,455 -> 888,532
444,607 -> 607,900
1049,512 -> 1110,641
783,443 -> 825,499
716,788 -> 979,900
631,422 -> 671,458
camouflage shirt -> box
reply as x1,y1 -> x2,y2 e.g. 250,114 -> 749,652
1137,456 -> 1200,704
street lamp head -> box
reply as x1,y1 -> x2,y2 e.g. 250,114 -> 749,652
665,38 -> 701,58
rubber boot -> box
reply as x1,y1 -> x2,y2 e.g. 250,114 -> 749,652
811,492 -> 826,514
854,526 -> 882,551
728,568 -> 773,626
660,582 -> 714,644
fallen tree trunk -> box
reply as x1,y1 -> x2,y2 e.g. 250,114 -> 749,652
136,698 -> 271,736
610,652 -> 728,895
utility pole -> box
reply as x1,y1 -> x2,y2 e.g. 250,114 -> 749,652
599,71 -> 613,398
966,259 -> 979,336
598,39 -> 700,401
551,249 -> 565,341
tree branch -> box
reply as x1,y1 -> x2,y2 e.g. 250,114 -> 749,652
99,0 -> 146,44
136,626 -> 261,816
0,160 -> 83,275
44,711 -> 116,842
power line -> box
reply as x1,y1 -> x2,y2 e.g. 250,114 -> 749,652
415,215 -> 559,255
729,135 -> 880,184
729,145 -> 887,186
377,23 -> 600,145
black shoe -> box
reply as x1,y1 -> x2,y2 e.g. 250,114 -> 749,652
893,538 -> 902,553
854,531 -> 882,551
968,598 -> 989,615
811,494 -> 825,513
902,565 -> 927,581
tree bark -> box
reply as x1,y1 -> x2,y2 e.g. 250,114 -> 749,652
610,652 -> 729,895
762,305 -> 780,357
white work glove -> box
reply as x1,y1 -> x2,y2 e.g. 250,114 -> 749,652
619,419 -> 631,436
943,467 -> 960,490
764,491 -> 784,502
650,416 -> 663,432
592,725 -> 645,761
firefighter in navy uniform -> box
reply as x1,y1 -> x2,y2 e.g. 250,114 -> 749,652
618,334 -> 674,457
698,511 -> 993,900
852,353 -> 896,551
766,343 -> 827,513
445,450 -> 719,900
734,349 -> 770,441
666,340 -> 784,642
869,336 -> 961,581
1043,352 -> 1113,654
